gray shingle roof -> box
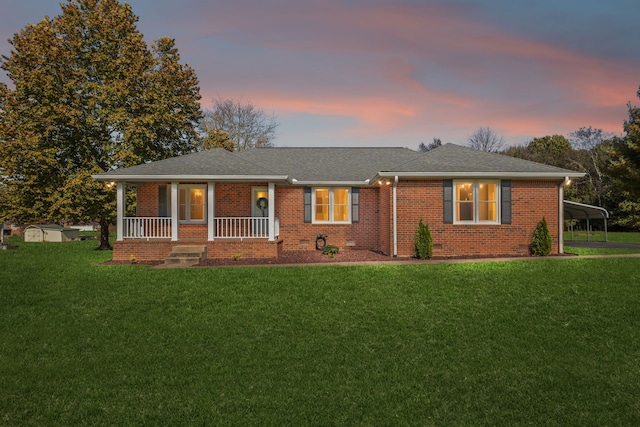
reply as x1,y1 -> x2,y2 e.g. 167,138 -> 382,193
384,143 -> 579,175
94,144 -> 583,183
236,147 -> 419,182
96,148 -> 282,178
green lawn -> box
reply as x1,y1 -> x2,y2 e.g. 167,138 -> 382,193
1,237 -> 639,425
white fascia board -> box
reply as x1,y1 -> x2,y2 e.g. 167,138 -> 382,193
93,174 -> 291,183
290,179 -> 370,186
374,171 -> 586,180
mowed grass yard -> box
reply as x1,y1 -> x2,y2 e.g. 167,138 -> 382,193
1,236 -> 639,426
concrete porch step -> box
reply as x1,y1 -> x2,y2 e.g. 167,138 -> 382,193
162,245 -> 207,267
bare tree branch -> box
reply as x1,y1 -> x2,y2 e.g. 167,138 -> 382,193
467,127 -> 505,152
201,97 -> 279,151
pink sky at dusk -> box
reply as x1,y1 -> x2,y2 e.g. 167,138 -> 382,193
1,0 -> 638,149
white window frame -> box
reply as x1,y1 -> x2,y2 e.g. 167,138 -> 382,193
179,184 -> 207,224
453,180 -> 500,224
312,187 -> 351,224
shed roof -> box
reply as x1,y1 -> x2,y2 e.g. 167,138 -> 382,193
24,224 -> 76,231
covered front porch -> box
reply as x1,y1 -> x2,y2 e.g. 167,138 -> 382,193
120,216 -> 280,241
112,181 -> 282,261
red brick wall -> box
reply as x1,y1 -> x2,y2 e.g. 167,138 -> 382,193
113,240 -> 174,261
393,179 -> 561,257
116,179 -> 562,261
275,187 -> 380,252
215,182 -> 266,217
112,239 -> 281,261
136,182 -> 164,216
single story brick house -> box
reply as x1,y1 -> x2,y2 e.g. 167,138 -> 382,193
93,143 -> 584,261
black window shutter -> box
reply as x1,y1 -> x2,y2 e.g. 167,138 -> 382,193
303,187 -> 312,223
158,185 -> 168,217
501,180 -> 512,224
443,180 -> 453,224
351,188 -> 360,223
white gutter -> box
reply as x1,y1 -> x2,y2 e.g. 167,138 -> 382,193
92,174 -> 290,183
290,179 -> 371,186
375,171 -> 585,180
393,176 -> 398,257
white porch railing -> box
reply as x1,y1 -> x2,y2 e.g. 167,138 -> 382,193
123,217 -> 172,239
122,217 -> 279,240
214,217 -> 279,239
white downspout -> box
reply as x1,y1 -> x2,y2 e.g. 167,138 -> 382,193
559,178 -> 568,254
393,176 -> 398,257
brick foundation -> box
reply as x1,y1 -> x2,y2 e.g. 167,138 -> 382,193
112,239 -> 282,262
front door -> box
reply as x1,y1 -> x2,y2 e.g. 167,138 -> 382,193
252,187 -> 268,236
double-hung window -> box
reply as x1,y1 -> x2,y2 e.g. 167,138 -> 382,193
179,185 -> 206,222
454,181 -> 499,223
313,188 -> 350,223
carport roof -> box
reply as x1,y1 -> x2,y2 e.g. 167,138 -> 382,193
564,200 -> 609,220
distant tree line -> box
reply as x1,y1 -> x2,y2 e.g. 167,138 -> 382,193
421,88 -> 640,230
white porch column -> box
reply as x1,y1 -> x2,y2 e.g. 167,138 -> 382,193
116,182 -> 125,241
207,182 -> 215,241
558,182 -> 564,254
268,182 -> 275,241
171,182 -> 179,241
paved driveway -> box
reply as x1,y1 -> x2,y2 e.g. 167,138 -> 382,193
565,240 -> 640,249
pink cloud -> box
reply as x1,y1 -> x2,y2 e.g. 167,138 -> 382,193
190,1 -> 637,144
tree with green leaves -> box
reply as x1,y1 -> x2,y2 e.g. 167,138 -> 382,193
609,88 -> 640,198
199,127 -> 235,152
607,87 -> 640,230
570,127 -> 613,207
503,134 -> 595,204
0,0 -> 202,249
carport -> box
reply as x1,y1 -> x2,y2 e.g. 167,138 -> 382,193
564,200 -> 610,242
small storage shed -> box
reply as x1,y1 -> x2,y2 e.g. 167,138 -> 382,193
23,225 -> 80,243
